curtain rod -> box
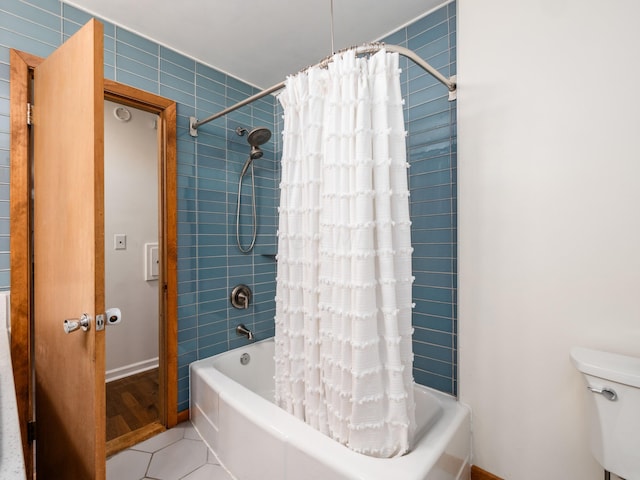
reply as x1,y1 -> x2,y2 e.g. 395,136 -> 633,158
189,43 -> 457,137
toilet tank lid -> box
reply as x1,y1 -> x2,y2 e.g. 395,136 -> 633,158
570,347 -> 640,388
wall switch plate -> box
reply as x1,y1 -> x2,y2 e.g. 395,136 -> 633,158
145,242 -> 159,281
114,234 -> 127,250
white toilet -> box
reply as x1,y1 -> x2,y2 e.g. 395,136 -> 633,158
570,347 -> 640,480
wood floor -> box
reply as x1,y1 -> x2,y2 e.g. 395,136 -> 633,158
106,368 -> 159,442
471,466 -> 504,480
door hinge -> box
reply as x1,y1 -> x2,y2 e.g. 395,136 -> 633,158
27,103 -> 33,126
27,420 -> 36,442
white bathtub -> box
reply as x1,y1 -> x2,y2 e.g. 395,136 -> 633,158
190,338 -> 471,480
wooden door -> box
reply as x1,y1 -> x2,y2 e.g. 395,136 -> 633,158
33,19 -> 105,479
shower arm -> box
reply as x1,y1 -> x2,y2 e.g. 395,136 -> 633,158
189,43 -> 457,136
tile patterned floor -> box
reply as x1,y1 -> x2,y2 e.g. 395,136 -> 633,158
106,421 -> 233,480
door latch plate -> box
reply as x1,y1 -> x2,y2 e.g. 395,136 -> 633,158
96,314 -> 105,331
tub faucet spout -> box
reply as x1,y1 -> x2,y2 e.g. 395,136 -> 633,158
236,323 -> 254,340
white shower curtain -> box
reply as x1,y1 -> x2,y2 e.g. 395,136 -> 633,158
274,49 -> 415,458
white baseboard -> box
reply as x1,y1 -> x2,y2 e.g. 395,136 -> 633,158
106,357 -> 159,383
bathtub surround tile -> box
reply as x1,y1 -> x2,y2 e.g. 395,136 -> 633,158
384,2 -> 457,396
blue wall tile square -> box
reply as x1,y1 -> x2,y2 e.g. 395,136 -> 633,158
0,12 -> 60,46
407,5 -> 448,40
115,27 -> 157,55
160,46 -> 195,71
23,0 -> 60,15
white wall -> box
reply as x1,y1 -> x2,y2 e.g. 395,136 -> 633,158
104,100 -> 159,378
457,1 -> 640,478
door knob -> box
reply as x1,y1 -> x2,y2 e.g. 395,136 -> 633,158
64,313 -> 91,334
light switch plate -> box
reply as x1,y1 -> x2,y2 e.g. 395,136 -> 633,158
145,242 -> 159,281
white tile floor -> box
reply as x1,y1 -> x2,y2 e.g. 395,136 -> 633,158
106,421 -> 233,480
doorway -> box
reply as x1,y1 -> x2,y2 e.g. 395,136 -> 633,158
103,99 -> 163,451
9,45 -> 178,476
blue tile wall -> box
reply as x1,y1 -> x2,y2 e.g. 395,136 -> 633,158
0,0 -> 278,412
382,1 -> 458,395
0,0 -> 456,411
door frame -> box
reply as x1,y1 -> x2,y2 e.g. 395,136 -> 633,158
9,48 -> 178,473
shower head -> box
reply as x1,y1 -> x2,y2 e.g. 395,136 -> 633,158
236,126 -> 272,147
236,126 -> 271,177
247,127 -> 271,147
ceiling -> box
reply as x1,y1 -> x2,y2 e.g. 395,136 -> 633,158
63,0 -> 447,89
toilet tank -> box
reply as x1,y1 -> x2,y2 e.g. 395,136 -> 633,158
570,347 -> 640,480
